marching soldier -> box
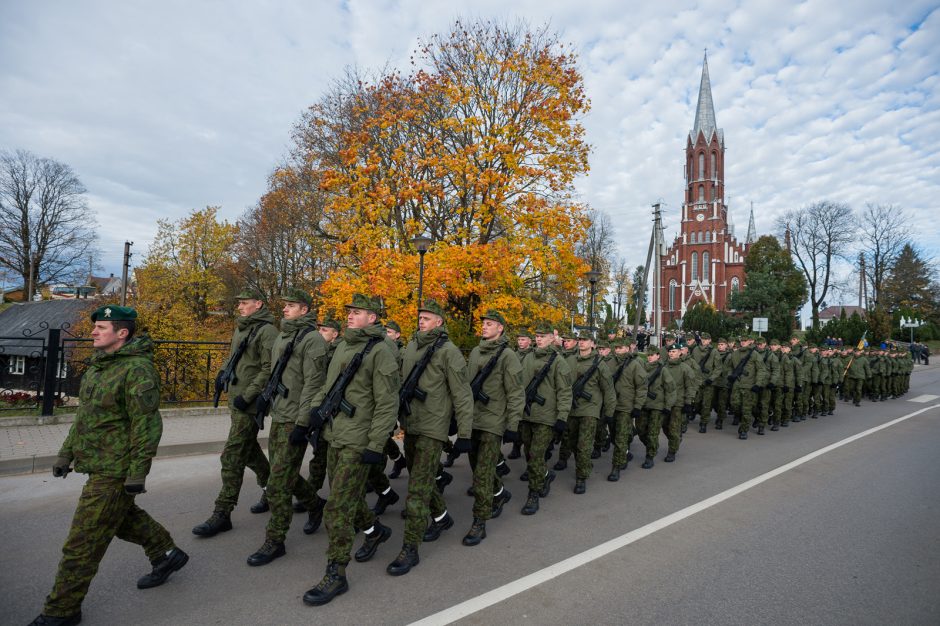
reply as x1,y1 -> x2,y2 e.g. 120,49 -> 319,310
592,339 -> 616,457
728,336 -> 767,440
31,306 -> 187,626
664,343 -> 694,461
509,330 -> 534,459
712,338 -> 732,430
776,342 -> 796,428
844,347 -> 870,406
754,337 -> 779,435
519,322 -> 572,513
302,294 -> 400,606
692,333 -> 719,432
463,310 -> 525,545
638,348 -> 676,468
609,339 -> 647,480
193,287 -> 277,538
247,289 -> 329,566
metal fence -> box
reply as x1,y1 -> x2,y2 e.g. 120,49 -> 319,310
1,327 -> 228,415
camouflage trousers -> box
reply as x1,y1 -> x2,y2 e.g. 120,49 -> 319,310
811,383 -> 824,414
756,388 -> 772,427
402,433 -> 446,546
214,410 -> 270,513
44,475 -> 175,616
469,430 -> 503,520
306,435 -> 329,493
779,389 -> 794,424
594,415 -> 610,449
636,408 -> 664,458
769,388 -> 783,425
520,421 -> 554,493
266,421 -> 319,542
698,384 -> 715,424
611,410 -> 634,468
713,387 -> 728,425
664,406 -> 683,454
796,385 -> 810,416
324,446 -> 376,565
870,374 -> 884,398
566,415 -> 599,480
825,384 -> 837,411
730,386 -> 757,433
845,378 -> 864,403
366,437 -> 402,496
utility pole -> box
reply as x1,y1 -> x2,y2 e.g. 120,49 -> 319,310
652,203 -> 664,347
121,241 -> 133,306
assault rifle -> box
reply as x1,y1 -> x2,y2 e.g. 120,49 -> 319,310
646,363 -> 665,400
524,351 -> 557,416
307,336 -> 384,447
571,356 -> 601,408
399,334 -> 448,417
613,354 -> 634,385
726,348 -> 755,394
213,325 -> 262,407
254,326 -> 315,429
471,343 -> 508,404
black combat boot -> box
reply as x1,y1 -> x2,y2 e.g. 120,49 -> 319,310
423,511 -> 454,542
249,492 -> 269,514
388,455 -> 407,479
508,441 -> 522,459
386,544 -> 420,576
372,487 -> 400,515
715,420 -> 723,430
443,449 -> 460,467
28,613 -> 82,626
607,467 -> 620,482
303,561 -> 348,606
602,439 -> 611,452
699,423 -> 707,433
770,424 -> 779,431
521,491 -> 540,515
491,488 -> 512,518
192,510 -> 232,537
591,446 -> 601,459
462,518 -> 487,546
539,470 -> 556,497
664,452 -> 676,462
573,479 -> 586,494
354,520 -> 391,562
519,469 -> 529,481
435,470 -> 453,493
738,431 -> 748,440
642,456 -> 654,469
757,425 -> 765,435
293,499 -> 308,513
137,547 -> 189,588
495,460 -> 510,477
553,458 -> 567,471
247,539 -> 285,566
304,497 -> 327,535
781,421 -> 789,427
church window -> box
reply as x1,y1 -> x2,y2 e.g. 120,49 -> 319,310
702,252 -> 710,281
698,153 -> 705,179
731,276 -> 740,294
669,280 -> 677,311
691,252 -> 698,280
698,185 -> 704,202
711,152 -> 717,179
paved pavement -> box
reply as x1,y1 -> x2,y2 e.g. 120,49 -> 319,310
2,366 -> 938,625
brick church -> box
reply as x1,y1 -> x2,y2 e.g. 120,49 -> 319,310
660,53 -> 754,327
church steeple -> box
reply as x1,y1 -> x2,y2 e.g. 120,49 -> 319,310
746,202 -> 757,245
691,52 -> 722,144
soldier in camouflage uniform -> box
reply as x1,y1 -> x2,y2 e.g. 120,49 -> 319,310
608,339 -> 647,480
638,349 -> 676,468
31,306 -> 187,626
691,333 -> 719,432
302,294 -> 400,606
712,338 -> 732,430
365,320 -> 406,516
508,327 -> 534,461
728,336 -> 768,440
247,289 -> 329,566
193,287 -> 277,538
844,347 -> 870,406
519,322 -> 572,512
776,343 -> 797,428
754,337 -> 779,435
663,343 -> 695,461
592,339 -> 616,457
462,310 -> 525,545
386,300 -> 474,574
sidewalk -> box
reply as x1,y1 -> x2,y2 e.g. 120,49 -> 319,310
0,408 -> 267,476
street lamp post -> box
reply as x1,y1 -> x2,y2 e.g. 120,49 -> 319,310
586,269 -> 602,339
410,232 -> 433,317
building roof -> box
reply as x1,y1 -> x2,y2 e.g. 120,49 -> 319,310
0,299 -> 93,356
690,52 -> 723,144
818,305 -> 867,320
745,203 -> 757,245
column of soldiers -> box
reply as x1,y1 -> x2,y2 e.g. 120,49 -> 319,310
29,291 -> 916,623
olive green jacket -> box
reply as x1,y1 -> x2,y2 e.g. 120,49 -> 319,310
59,336 -> 163,481
643,358 -> 677,411
566,350 -> 617,419
521,345 -> 572,426
728,347 -> 769,389
666,358 -> 697,407
269,314 -> 329,425
611,353 -> 648,413
399,326 -> 474,442
757,348 -> 781,388
313,323 -> 400,454
468,336 -> 525,436
226,308 -> 278,414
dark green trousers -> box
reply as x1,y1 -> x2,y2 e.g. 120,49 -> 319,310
324,446 -> 375,565
521,421 -> 554,493
402,433 -> 446,546
469,430 -> 503,520
214,410 -> 269,513
266,421 -> 319,542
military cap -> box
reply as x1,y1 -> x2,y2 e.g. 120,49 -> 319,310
534,321 -> 555,335
717,337 -> 729,344
281,288 -> 312,307
319,317 -> 341,331
755,336 -> 767,344
386,320 -> 401,333
235,286 -> 265,301
345,293 -> 381,313
769,339 -> 780,346
480,309 -> 507,327
700,332 -> 712,339
91,305 -> 137,322
518,330 -> 535,340
667,342 -> 682,351
597,340 -> 610,349
418,299 -> 445,318
560,331 -> 575,340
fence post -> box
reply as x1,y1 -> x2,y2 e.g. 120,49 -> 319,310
42,329 -> 61,416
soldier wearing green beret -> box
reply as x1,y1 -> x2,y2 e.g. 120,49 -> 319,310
193,287 -> 278,539
302,293 -> 400,605
608,338 -> 647,480
32,306 -> 188,626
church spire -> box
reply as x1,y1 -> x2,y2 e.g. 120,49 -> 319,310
691,52 -> 720,143
746,202 -> 757,245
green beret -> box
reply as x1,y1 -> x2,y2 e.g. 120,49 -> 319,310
235,286 -> 265,301
345,293 -> 381,314
769,339 -> 780,346
319,317 -> 341,331
481,309 -> 507,327
91,305 -> 137,322
418,299 -> 445,318
667,343 -> 682,351
281,288 -> 312,307
534,321 -> 555,335
386,320 -> 401,333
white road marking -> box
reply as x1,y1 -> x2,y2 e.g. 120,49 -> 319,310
410,403 -> 940,626
908,394 -> 939,403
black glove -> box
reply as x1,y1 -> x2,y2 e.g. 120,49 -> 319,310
255,396 -> 270,417
795,385 -> 803,392
767,383 -> 776,391
124,477 -> 146,495
232,395 -> 251,411
502,430 -> 520,444
448,415 -> 458,436
751,385 -> 762,393
782,386 -> 790,392
630,408 -> 642,419
52,457 -> 71,478
307,407 -> 324,430
361,449 -> 384,465
830,383 -> 837,388
453,437 -> 472,453
683,403 -> 694,414
552,419 -> 567,434
704,378 -> 713,386
661,409 -> 671,418
289,425 -> 309,447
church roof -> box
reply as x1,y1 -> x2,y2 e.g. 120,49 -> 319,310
690,52 -> 723,144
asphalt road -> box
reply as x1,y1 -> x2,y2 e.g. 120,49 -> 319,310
3,367 -> 939,626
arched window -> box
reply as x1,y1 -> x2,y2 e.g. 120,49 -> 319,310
711,185 -> 717,201
690,231 -> 696,243
731,276 -> 739,294
698,153 -> 705,179
702,252 -> 710,281
691,252 -> 698,280
698,184 -> 704,202
669,280 -> 677,311
711,152 -> 717,179
705,231 -> 711,243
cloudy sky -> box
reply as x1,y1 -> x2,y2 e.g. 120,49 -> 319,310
2,0 -> 938,305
